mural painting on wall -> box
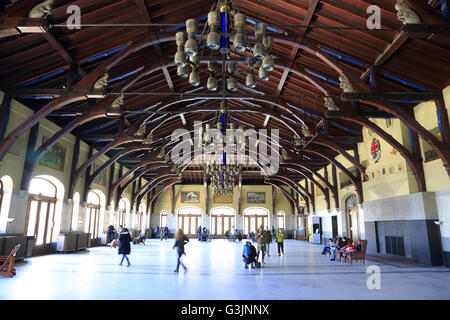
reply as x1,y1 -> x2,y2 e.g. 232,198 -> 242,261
247,192 -> 265,204
92,162 -> 106,186
214,193 -> 233,204
181,191 -> 200,203
39,136 -> 66,171
370,138 -> 381,163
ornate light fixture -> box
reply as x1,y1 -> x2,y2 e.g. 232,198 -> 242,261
173,0 -> 275,91
206,161 -> 240,196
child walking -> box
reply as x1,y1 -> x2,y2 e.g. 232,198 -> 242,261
173,229 -> 189,273
118,228 -> 132,267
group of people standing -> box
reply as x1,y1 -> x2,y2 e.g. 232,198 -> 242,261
242,227 -> 286,269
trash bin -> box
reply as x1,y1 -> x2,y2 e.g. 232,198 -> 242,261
25,236 -> 36,257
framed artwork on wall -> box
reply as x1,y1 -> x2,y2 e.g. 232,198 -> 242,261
39,136 -> 66,172
181,191 -> 200,203
247,192 -> 265,204
92,162 -> 106,186
214,193 -> 233,204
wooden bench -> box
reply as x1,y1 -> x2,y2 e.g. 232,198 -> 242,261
338,240 -> 368,264
0,244 -> 21,278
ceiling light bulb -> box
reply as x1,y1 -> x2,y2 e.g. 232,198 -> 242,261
253,40 -> 265,60
189,71 -> 200,86
227,77 -> 237,91
174,49 -> 186,67
258,68 -> 269,81
207,31 -> 220,50
184,38 -> 198,57
207,75 -> 218,91
246,72 -> 256,88
177,66 -> 188,78
262,54 -> 274,72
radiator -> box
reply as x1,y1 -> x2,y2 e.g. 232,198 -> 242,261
76,232 -> 90,251
2,235 -> 27,260
56,233 -> 78,253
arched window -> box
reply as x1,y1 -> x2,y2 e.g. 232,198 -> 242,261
138,203 -> 146,230
26,177 -> 57,246
277,211 -> 285,229
118,198 -> 128,228
0,180 -> 3,216
160,210 -> 168,229
71,192 -> 80,231
86,191 -> 101,239
0,176 -> 13,233
243,207 -> 269,235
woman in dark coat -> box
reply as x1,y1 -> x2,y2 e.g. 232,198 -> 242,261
107,225 -> 116,244
118,228 -> 132,267
173,229 -> 189,273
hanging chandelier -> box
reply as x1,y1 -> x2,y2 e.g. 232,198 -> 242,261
173,0 -> 274,91
206,161 -> 240,196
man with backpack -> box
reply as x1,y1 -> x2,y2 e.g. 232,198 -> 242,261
242,241 -> 259,269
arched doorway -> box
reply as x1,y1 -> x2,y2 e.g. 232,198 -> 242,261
26,176 -> 64,255
0,175 -> 13,233
160,210 -> 168,229
86,191 -> 103,246
243,207 -> 269,236
71,192 -> 80,232
177,207 -> 202,238
210,207 -> 236,238
345,194 -> 360,241
138,203 -> 146,231
118,198 -> 129,229
277,211 -> 285,230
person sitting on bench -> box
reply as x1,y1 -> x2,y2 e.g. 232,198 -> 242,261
242,241 -> 258,269
329,237 -> 348,261
321,238 -> 335,255
201,227 -> 208,241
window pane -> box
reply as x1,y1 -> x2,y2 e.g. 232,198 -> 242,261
27,200 -> 39,236
211,217 -> 216,234
217,217 -> 222,235
183,216 -> 189,234
29,178 -> 56,198
224,217 -> 229,234
250,218 -> 256,234
190,216 -> 196,235
36,202 -> 48,245
46,202 -> 55,243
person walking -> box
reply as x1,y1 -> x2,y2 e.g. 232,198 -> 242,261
164,226 -> 169,240
276,228 -> 285,256
107,225 -> 116,244
197,225 -> 202,241
173,229 -> 189,273
118,228 -> 132,267
256,226 -> 266,264
263,227 -> 272,257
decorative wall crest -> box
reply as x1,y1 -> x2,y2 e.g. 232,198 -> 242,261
339,74 -> 355,93
93,73 -> 109,89
395,1 -> 421,25
324,97 -> 339,111
370,138 -> 381,163
29,0 -> 54,18
111,94 -> 124,109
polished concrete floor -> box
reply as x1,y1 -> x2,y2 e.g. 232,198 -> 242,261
1,239 -> 449,300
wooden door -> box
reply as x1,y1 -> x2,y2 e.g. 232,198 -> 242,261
297,215 -> 307,240
178,214 -> 201,237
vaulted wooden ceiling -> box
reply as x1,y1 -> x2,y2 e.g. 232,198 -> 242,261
0,0 -> 449,206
